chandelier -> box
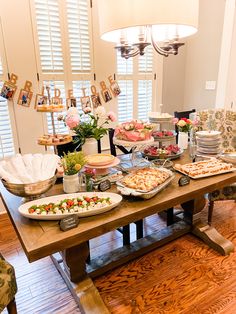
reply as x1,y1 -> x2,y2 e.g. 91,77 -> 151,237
98,0 -> 199,58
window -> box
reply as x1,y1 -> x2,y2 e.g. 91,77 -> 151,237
67,0 -> 91,73
0,57 -> 15,159
34,0 -> 64,74
33,0 -> 92,134
116,46 -> 156,123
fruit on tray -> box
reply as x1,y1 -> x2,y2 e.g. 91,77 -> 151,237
152,130 -> 174,138
143,144 -> 181,157
114,119 -> 154,141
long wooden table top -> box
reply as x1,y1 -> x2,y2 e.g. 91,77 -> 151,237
1,153 -> 236,262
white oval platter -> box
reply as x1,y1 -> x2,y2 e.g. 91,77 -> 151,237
18,192 -> 122,220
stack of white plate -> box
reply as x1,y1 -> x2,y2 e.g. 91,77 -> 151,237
196,130 -> 222,155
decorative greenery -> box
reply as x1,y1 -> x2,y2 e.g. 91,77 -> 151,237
61,107 -> 116,147
61,151 -> 86,176
73,113 -> 109,145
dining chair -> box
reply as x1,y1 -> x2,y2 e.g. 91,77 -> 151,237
197,109 -> 236,224
0,253 -> 17,314
174,109 -> 196,143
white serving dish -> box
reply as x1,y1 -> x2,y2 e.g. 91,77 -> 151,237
116,168 -> 174,199
220,152 -> 236,164
18,192 -> 122,220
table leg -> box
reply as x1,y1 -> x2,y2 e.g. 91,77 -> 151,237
182,196 -> 234,255
62,242 -> 89,282
51,242 -> 109,314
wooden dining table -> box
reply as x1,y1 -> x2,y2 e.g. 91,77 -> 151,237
1,152 -> 236,314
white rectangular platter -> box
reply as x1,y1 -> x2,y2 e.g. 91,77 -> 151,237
173,167 -> 236,179
18,192 -> 122,220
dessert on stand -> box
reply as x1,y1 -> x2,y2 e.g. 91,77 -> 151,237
113,120 -> 154,167
36,88 -> 71,153
148,111 -> 176,148
141,143 -> 183,160
85,153 -> 120,175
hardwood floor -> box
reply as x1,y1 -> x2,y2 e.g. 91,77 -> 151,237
1,200 -> 236,313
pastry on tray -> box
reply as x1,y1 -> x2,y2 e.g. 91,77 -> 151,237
120,167 -> 171,192
174,159 -> 234,178
38,134 -> 72,145
114,119 -> 154,141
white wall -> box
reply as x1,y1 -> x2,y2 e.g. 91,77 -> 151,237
162,0 -> 226,112
184,0 -> 225,111
0,0 -> 46,154
225,8 -> 236,109
162,47 -> 186,114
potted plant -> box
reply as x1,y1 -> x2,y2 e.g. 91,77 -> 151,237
61,151 -> 86,193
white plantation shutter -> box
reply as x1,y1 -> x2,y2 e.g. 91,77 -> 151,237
67,0 -> 91,73
117,47 -> 155,123
34,0 -> 93,134
35,0 -> 64,74
72,80 -> 91,113
117,53 -> 133,75
138,80 -> 152,121
0,83 -> 15,159
44,81 -> 68,134
117,80 -> 133,122
138,46 -> 153,73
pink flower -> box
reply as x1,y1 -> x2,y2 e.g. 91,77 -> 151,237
65,114 -> 80,129
192,119 -> 199,126
84,107 -> 92,114
107,111 -> 116,122
84,167 -> 96,176
172,117 -> 179,125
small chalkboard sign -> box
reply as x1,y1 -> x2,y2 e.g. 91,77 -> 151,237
178,175 -> 190,186
98,179 -> 111,191
59,215 -> 79,231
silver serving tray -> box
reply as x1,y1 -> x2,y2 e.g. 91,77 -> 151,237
116,168 -> 174,199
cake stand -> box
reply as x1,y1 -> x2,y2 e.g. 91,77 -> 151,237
85,157 -> 120,175
113,137 -> 154,167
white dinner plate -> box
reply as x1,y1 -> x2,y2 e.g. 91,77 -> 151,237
196,131 -> 221,138
18,192 -> 122,220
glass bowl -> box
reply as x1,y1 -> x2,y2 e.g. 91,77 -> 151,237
151,159 -> 173,169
